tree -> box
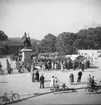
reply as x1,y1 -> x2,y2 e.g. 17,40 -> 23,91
56,32 -> 76,55
34,26 -> 101,56
39,33 -> 56,53
76,27 -> 101,49
3,44 -> 9,54
0,30 -> 8,41
0,30 -> 8,55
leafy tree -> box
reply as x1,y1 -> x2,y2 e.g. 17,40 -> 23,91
0,30 -> 8,41
31,26 -> 101,55
3,44 -> 9,54
0,30 -> 8,55
76,27 -> 101,49
39,33 -> 56,53
56,32 -> 76,55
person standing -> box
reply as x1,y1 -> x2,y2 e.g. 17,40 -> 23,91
81,61 -> 85,72
7,63 -> 12,74
0,62 -> 2,70
69,73 -> 74,84
87,74 -> 92,87
31,63 -> 35,82
77,70 -> 83,83
50,76 -> 55,90
0,62 -> 3,74
6,59 -> 12,74
31,70 -> 35,82
51,61 -> 54,70
60,62 -> 64,72
40,74 -> 45,88
54,63 -> 57,70
35,70 -> 39,82
54,77 -> 60,88
73,61 -> 76,70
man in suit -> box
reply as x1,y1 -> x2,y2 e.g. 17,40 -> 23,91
77,70 -> 82,83
40,74 -> 45,88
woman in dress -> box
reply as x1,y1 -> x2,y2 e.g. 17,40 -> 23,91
50,76 -> 55,90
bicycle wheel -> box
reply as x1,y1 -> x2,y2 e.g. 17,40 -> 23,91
51,88 -> 54,93
0,70 -> 4,75
51,87 -> 56,94
96,86 -> 101,94
12,93 -> 20,102
85,87 -> 92,94
21,68 -> 24,73
0,96 -> 6,105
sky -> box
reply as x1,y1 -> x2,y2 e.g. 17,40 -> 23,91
0,0 -> 101,40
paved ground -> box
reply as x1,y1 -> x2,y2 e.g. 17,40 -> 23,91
0,57 -> 101,104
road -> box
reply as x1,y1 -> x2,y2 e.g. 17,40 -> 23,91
0,57 -> 101,104
12,89 -> 101,105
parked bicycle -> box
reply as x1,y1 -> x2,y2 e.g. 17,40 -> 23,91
0,69 -> 4,75
0,91 -> 20,105
7,67 -> 13,74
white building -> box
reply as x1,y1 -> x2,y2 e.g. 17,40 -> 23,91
78,49 -> 101,59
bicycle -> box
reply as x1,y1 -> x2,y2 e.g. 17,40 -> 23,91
7,67 -> 13,74
59,83 -> 68,92
17,66 -> 24,73
0,91 -> 20,105
85,85 -> 101,95
50,84 -> 60,94
0,69 -> 4,75
51,83 -> 68,94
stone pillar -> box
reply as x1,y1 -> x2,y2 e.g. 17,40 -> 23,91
21,48 -> 32,72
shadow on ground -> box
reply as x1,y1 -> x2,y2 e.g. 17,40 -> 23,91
84,70 -> 96,72
0,81 -> 8,83
88,65 -> 99,69
6,87 -> 101,105
7,91 -> 52,105
7,88 -> 78,105
72,81 -> 87,85
7,84 -> 101,105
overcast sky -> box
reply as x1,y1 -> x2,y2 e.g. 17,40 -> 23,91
0,0 -> 101,40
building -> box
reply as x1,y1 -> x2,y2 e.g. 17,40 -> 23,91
78,49 -> 101,58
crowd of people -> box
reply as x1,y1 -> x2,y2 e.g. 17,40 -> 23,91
16,60 -> 25,73
0,55 -> 99,93
0,52 -> 91,76
30,66 -> 85,91
38,57 -> 90,72
0,57 -> 98,92
31,63 -> 45,88
69,70 -> 98,89
31,68 -> 98,92
48,71 -> 98,92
